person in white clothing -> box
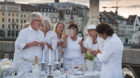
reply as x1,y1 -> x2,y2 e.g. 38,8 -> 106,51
40,18 -> 58,65
13,23 -> 29,72
53,22 -> 65,64
81,24 -> 102,74
93,23 -> 124,78
15,12 -> 45,74
63,23 -> 85,70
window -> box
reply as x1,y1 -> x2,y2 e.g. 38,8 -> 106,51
24,15 -> 26,18
44,9 -> 46,11
16,25 -> 18,29
40,9 -> 43,12
8,31 -> 11,37
12,31 -> 14,37
21,25 -> 23,28
2,12 -> 4,16
21,19 -> 23,23
2,24 -> 4,28
16,14 -> 18,17
16,19 -> 18,22
8,25 -> 10,29
12,13 -> 14,17
8,13 -> 10,16
12,25 -> 14,29
16,31 -> 19,37
8,18 -> 10,22
24,20 -> 26,23
12,19 -> 14,22
2,18 -> 4,22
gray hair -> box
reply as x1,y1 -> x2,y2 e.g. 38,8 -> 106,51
42,18 -> 52,31
30,12 -> 42,24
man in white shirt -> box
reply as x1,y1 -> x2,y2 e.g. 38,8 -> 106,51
15,12 -> 44,73
93,23 -> 124,78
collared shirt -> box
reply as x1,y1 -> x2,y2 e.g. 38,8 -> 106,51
15,26 -> 44,62
97,33 -> 124,78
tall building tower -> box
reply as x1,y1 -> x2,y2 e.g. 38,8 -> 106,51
55,0 -> 59,3
84,0 -> 99,38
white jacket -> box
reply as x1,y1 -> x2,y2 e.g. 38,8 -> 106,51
97,34 -> 124,78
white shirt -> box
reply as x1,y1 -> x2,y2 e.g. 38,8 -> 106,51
13,48 -> 22,71
63,36 -> 84,66
44,31 -> 58,64
15,26 -> 44,62
97,34 -> 124,78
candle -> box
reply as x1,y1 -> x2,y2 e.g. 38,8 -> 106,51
49,48 -> 52,64
56,48 -> 59,64
42,47 -> 45,63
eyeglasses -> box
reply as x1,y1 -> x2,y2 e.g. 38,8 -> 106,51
34,20 -> 42,22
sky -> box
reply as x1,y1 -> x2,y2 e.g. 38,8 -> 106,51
1,0 -> 140,18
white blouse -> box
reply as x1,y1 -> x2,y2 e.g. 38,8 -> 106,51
44,30 -> 58,64
63,36 -> 84,66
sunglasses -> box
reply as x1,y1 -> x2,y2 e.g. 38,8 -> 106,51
70,27 -> 77,31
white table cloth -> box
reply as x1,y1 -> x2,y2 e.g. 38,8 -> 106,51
5,71 -> 100,78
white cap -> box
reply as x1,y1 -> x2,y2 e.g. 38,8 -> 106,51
87,24 -> 96,30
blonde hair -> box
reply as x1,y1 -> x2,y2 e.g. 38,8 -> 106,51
53,22 -> 65,33
22,22 -> 30,29
42,18 -> 52,31
53,22 -> 65,38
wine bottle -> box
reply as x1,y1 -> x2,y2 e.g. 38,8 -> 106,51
32,56 -> 41,78
35,56 -> 38,64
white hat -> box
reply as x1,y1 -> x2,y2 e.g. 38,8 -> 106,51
87,24 -> 96,30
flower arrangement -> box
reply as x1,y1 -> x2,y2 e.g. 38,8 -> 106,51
84,51 -> 95,61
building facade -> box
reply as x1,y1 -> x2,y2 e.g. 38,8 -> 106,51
0,1 -> 37,40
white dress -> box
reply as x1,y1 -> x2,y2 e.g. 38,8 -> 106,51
44,30 -> 58,65
63,36 -> 84,69
97,34 -> 124,78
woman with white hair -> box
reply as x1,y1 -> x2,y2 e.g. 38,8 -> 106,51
39,18 -> 58,66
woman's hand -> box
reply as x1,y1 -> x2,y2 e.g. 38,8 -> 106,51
90,49 -> 100,56
62,34 -> 68,48
46,42 -> 52,50
57,40 -> 63,46
79,40 -> 84,47
63,34 -> 68,41
79,40 -> 87,53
